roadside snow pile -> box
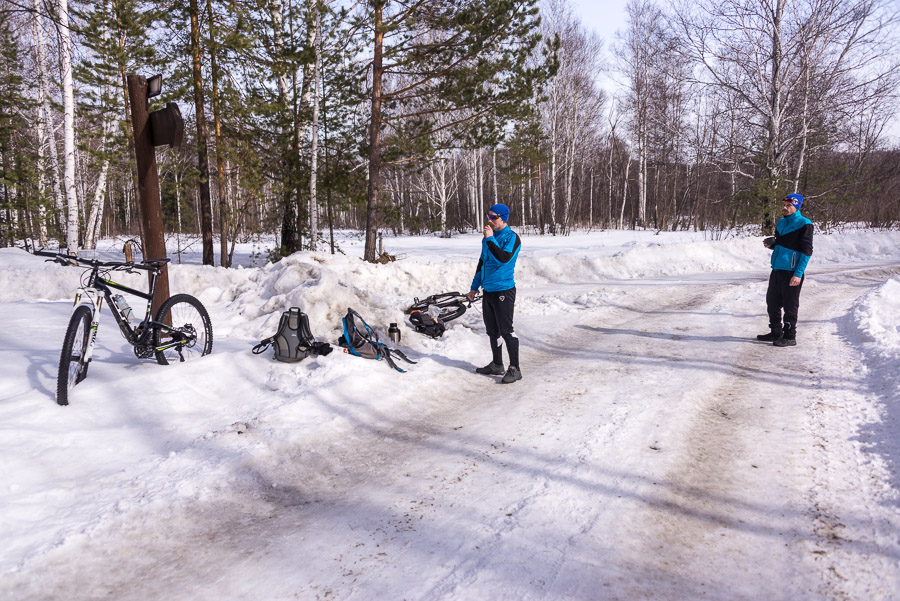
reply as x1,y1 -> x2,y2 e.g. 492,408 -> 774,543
851,276 -> 900,418
853,276 -> 900,360
4,230 -> 899,340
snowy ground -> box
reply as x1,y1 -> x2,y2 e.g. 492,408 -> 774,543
1,228 -> 899,600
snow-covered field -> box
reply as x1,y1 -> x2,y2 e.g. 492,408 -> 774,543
1,228 -> 898,600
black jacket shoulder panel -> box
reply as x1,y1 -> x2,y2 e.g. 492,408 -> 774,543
487,233 -> 521,263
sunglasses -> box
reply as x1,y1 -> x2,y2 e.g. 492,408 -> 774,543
486,213 -> 502,220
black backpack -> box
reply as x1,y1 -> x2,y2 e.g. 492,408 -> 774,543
408,310 -> 446,338
253,307 -> 332,362
337,308 -> 416,372
404,292 -> 479,338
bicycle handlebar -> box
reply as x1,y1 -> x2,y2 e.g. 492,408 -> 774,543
33,249 -> 165,272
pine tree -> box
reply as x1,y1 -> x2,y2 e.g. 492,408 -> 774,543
0,13 -> 35,246
359,0 -> 558,261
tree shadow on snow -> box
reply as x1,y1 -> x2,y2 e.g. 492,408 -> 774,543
529,325 -> 857,393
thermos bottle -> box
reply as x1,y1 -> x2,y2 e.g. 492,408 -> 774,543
388,323 -> 401,344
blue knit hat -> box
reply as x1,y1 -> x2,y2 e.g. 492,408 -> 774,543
783,193 -> 804,210
488,203 -> 510,221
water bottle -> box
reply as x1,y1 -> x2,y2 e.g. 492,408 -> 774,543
113,294 -> 134,324
388,322 -> 401,344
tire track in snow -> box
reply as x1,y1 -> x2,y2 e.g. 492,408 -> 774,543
414,282 -> 727,600
605,265 -> 900,601
5,265 -> 899,601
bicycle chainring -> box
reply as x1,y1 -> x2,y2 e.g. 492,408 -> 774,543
134,344 -> 155,359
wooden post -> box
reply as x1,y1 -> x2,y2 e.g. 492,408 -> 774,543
126,74 -> 170,317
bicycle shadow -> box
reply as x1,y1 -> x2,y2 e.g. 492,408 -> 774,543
24,335 -> 141,405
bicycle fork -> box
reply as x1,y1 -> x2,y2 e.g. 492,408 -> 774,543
73,288 -> 102,368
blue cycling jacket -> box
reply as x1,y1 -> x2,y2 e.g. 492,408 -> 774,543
771,211 -> 814,278
470,226 -> 521,292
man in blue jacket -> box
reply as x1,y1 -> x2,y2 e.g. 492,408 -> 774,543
467,203 -> 522,383
758,193 -> 814,347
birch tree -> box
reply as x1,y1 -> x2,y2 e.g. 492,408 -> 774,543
675,0 -> 900,229
58,0 -> 79,252
308,0 -> 321,251
31,1 -> 65,239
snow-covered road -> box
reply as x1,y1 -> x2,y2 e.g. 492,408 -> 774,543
2,234 -> 899,600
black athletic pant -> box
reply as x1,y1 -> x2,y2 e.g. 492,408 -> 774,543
766,270 -> 804,338
482,287 -> 519,368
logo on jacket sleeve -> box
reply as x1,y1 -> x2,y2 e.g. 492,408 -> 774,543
499,295 -> 505,301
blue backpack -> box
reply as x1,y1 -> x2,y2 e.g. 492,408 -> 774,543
338,308 -> 416,372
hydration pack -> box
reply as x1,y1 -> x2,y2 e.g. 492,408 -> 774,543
337,308 -> 416,372
408,309 -> 446,338
252,307 -> 332,362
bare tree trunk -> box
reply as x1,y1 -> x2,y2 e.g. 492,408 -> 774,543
563,111 -> 577,233
34,135 -> 49,245
271,0 -> 297,254
607,137 -> 614,228
84,21 -> 117,251
83,127 -> 113,250
59,0 -> 79,253
31,2 -> 64,240
308,2 -> 321,251
469,150 -> 477,228
619,144 -> 633,229
520,172 -> 526,228
549,105 -> 557,234
792,61 -> 811,192
589,163 -> 594,227
492,147 -> 498,206
537,162 -> 544,234
477,149 -> 485,219
189,0 -> 214,264
206,0 -> 229,266
175,171 -> 183,263
364,0 -> 385,262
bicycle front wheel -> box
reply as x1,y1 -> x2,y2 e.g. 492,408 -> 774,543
57,304 -> 93,406
153,294 -> 213,365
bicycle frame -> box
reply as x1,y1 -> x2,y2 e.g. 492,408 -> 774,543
72,263 -> 159,363
36,250 -> 168,355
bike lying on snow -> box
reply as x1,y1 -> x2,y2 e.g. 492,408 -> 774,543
35,246 -> 213,406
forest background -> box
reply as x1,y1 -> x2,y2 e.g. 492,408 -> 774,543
0,0 -> 898,266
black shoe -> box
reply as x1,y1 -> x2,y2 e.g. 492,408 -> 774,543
501,366 -> 522,384
757,331 -> 782,341
773,337 -> 796,347
476,362 -> 505,375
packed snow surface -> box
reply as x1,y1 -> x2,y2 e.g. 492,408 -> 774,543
1,228 -> 899,600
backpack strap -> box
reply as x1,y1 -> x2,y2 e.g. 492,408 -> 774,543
382,345 -> 416,372
252,337 -> 275,354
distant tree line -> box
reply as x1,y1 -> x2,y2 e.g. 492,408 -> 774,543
0,0 -> 897,264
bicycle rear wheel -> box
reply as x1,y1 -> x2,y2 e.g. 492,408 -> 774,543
57,305 -> 93,406
153,294 -> 213,365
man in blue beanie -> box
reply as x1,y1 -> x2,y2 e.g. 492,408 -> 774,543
758,193 -> 814,346
467,203 -> 522,383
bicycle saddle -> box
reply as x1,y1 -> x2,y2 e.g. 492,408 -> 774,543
141,258 -> 171,266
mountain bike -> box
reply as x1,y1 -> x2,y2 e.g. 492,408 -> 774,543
35,246 -> 213,406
